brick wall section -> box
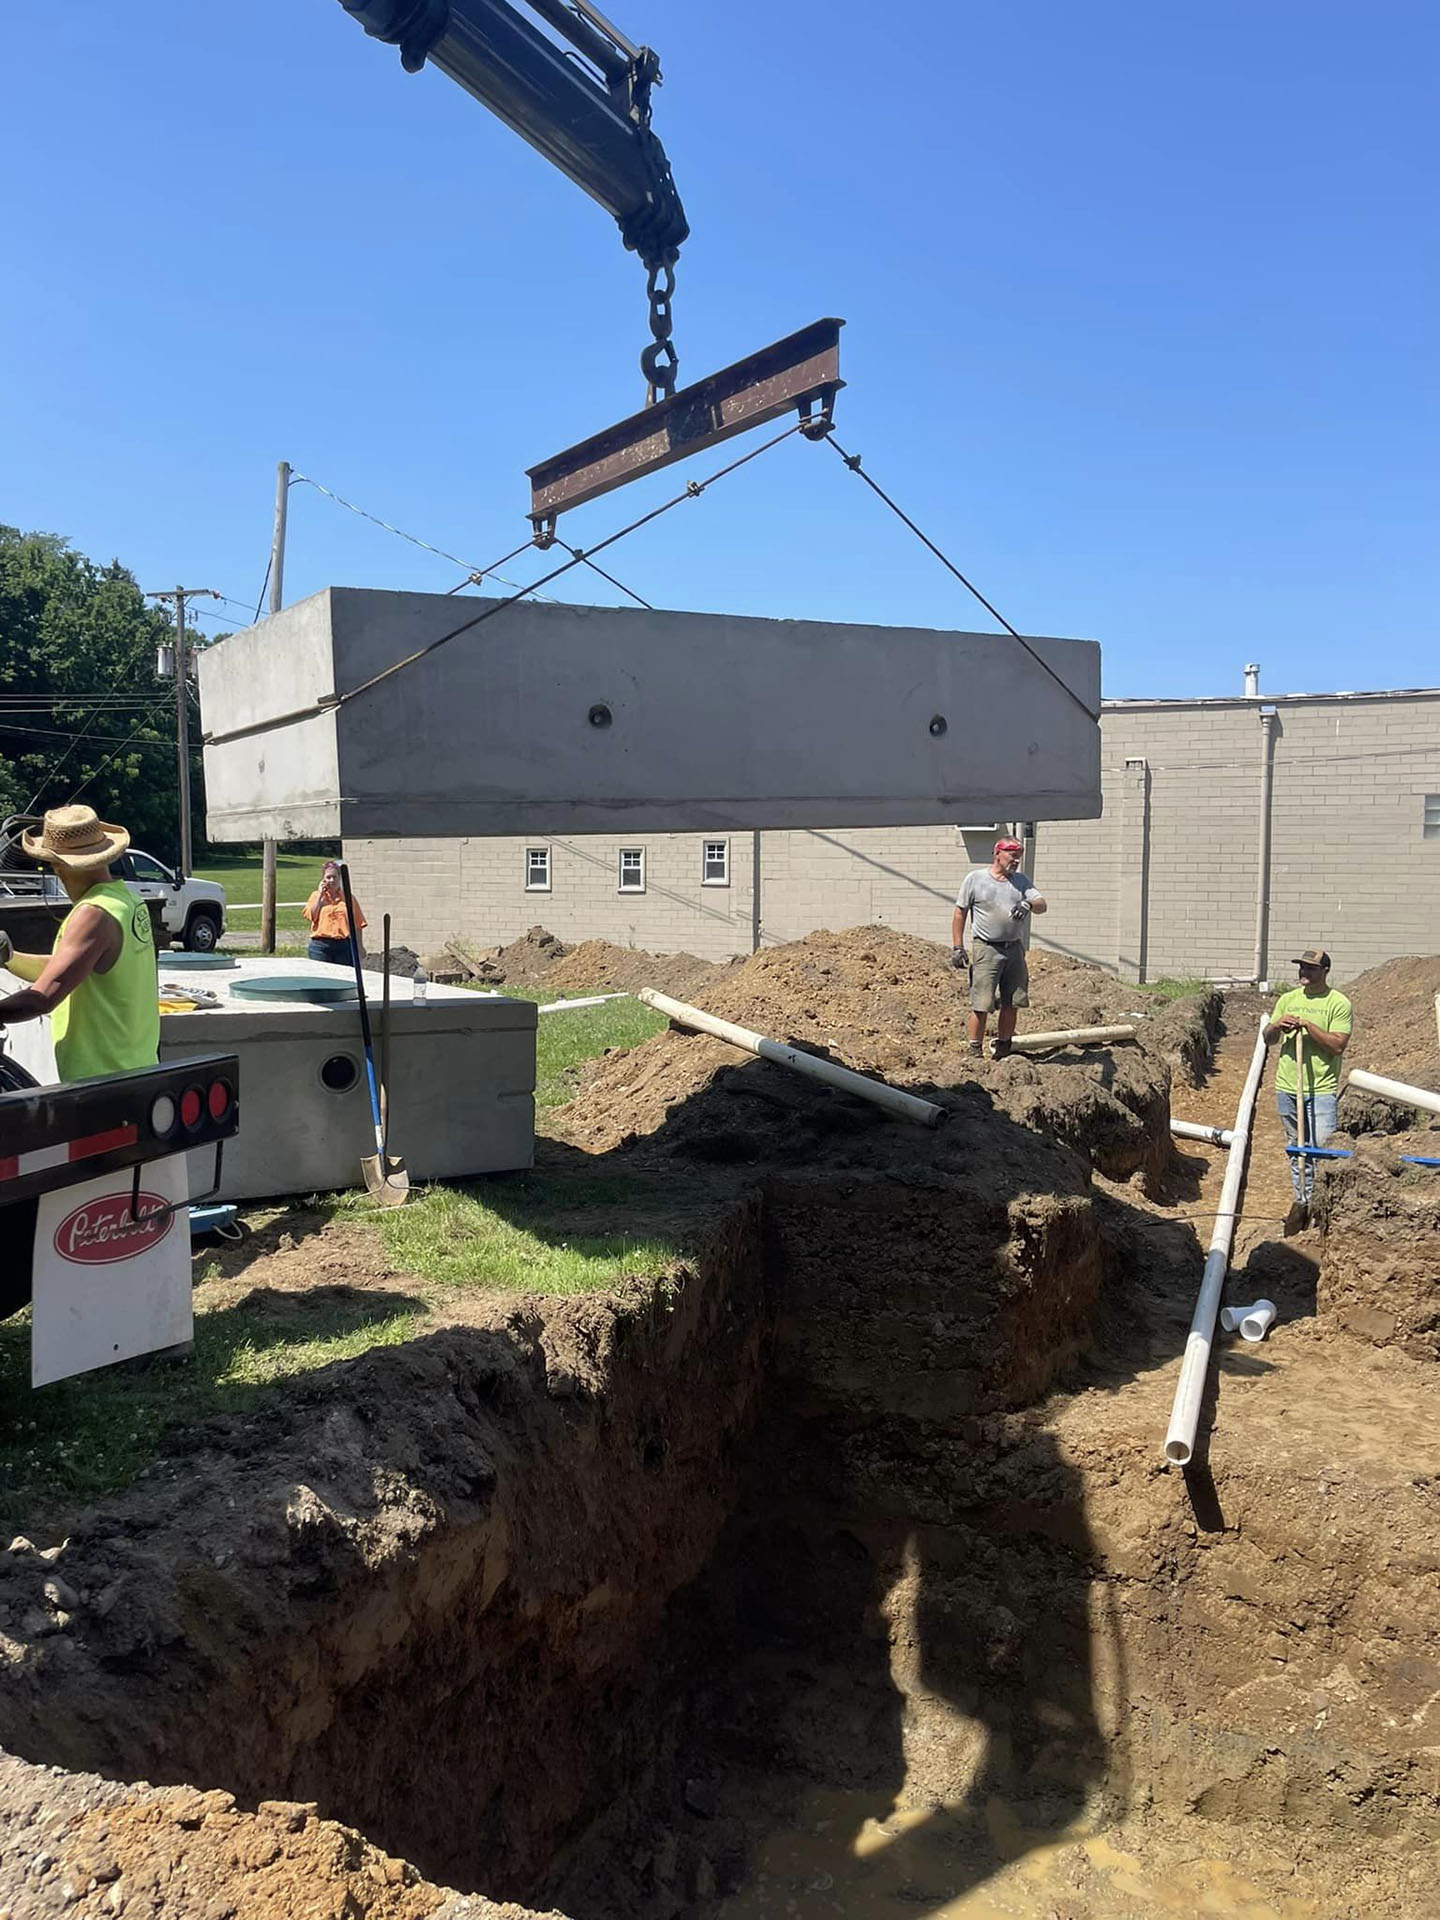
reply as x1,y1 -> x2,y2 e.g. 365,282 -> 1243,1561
346,691 -> 1440,985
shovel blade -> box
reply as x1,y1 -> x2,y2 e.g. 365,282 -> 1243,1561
362,1154 -> 410,1206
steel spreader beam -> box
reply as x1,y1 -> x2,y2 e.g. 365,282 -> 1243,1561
526,317 -> 844,535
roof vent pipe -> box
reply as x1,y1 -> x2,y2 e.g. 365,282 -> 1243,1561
1244,662 -> 1260,697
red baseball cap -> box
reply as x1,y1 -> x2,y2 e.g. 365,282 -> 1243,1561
994,838 -> 1023,855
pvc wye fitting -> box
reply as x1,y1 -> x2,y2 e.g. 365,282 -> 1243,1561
1220,1299 -> 1277,1341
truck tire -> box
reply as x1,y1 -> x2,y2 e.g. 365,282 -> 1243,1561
0,1053 -> 41,1319
184,909 -> 222,953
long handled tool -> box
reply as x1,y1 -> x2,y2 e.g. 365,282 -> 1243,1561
338,863 -> 409,1206
380,913 -> 392,1155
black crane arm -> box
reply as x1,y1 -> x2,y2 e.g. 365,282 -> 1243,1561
337,0 -> 688,271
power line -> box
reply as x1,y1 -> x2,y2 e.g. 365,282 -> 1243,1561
0,722 -> 172,748
822,432 -> 1100,726
292,472 -> 557,600
67,699 -> 176,805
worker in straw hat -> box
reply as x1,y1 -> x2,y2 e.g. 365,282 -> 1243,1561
0,805 -> 159,1082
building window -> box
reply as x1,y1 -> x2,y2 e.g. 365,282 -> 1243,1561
702,838 -> 729,886
618,847 -> 646,892
1425,796 -> 1440,840
525,846 -> 551,891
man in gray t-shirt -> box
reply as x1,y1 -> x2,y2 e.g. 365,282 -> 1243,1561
951,838 -> 1047,1059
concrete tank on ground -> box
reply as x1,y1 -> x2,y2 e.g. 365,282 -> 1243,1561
1,957 -> 536,1203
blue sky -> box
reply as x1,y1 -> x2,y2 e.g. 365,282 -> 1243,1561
3,0 -> 1435,698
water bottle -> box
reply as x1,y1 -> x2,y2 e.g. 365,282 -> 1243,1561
412,967 -> 428,1007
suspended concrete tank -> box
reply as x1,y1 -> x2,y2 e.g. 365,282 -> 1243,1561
197,589 -> 1102,842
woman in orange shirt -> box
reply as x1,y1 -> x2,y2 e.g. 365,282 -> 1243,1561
303,860 -> 366,965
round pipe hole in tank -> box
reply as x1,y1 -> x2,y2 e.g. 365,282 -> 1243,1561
319,1053 -> 361,1095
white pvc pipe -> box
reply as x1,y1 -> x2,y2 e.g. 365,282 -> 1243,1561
1163,1015 -> 1270,1466
537,993 -> 631,1015
1170,1119 -> 1235,1147
1345,1068 -> 1440,1119
1239,1299 -> 1277,1343
635,987 -> 945,1128
1008,1024 -> 1137,1052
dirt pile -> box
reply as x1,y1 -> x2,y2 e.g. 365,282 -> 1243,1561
436,926 -> 571,986
1337,954 -> 1440,1135
554,928 -> 1215,1186
545,940 -> 735,1000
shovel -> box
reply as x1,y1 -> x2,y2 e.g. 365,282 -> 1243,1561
338,862 -> 409,1206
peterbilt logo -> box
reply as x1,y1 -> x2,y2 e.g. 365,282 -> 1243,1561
53,1194 -> 173,1264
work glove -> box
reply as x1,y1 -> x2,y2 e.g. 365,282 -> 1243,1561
1011,898 -> 1032,921
951,946 -> 968,969
0,930 -> 12,967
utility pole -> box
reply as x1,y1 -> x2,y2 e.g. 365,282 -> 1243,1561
146,586 -> 220,876
260,460 -> 290,954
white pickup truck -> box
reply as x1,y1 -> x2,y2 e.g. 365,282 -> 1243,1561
0,847 -> 227,952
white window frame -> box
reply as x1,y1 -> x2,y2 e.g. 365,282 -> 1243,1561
701,838 -> 730,887
525,846 -> 552,892
618,847 -> 646,893
1424,796 -> 1440,840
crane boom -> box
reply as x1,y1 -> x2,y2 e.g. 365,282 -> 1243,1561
337,0 -> 688,271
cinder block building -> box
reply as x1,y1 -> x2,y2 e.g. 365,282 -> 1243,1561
347,682 -> 1440,986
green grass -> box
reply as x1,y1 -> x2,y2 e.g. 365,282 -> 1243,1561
0,975 -> 676,1512
527,991 -> 668,1110
332,1170 -> 681,1291
0,1289 -> 420,1510
1133,976 -> 1211,1001
195,850 -> 319,937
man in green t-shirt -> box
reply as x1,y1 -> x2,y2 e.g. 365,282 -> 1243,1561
1262,946 -> 1352,1207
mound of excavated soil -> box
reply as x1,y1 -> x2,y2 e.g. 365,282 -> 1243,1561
1314,1148 -> 1440,1359
544,940 -> 735,1000
437,927 -> 571,987
555,928 -> 1216,1186
1336,954 -> 1440,1135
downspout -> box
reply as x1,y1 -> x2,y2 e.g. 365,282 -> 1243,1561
1253,705 -> 1277,985
751,830 -> 762,953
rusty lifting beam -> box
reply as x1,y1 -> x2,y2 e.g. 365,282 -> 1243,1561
527,317 -> 844,542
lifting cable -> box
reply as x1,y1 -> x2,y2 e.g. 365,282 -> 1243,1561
207,418 -> 805,746
822,433 -> 1100,725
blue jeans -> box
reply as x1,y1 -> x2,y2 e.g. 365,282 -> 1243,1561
308,936 -> 353,967
1277,1090 -> 1338,1202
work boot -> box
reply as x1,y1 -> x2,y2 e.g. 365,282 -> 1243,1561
967,1040 -> 983,1058
991,1039 -> 1013,1061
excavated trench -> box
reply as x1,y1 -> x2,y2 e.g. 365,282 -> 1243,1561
4,1049 -> 1440,1919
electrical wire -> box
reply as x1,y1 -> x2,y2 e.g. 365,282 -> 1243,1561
292,474 -> 546,598
822,433 -> 1100,725
0,722 -> 172,749
67,699 -> 175,805
23,646 -> 160,815
206,419 -> 807,744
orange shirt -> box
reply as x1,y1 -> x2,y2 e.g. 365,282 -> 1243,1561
304,891 -> 365,942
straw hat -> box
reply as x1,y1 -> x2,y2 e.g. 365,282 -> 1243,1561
22,805 -> 130,873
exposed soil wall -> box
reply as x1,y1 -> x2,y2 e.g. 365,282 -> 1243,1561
1,1197 -> 770,1900
1313,1149 -> 1440,1356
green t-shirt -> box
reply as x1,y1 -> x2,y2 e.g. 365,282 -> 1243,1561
1272,985 -> 1352,1096
51,880 -> 160,1083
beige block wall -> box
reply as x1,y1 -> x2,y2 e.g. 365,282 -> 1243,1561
346,692 -> 1440,984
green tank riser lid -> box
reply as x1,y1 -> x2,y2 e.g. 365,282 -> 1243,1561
226,975 -> 358,1005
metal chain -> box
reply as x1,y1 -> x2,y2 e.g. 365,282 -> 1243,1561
641,259 -> 678,404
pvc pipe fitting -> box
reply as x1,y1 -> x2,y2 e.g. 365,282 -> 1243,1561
1239,1299 -> 1277,1343
1219,1299 -> 1278,1340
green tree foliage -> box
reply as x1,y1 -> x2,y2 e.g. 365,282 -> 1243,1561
0,525 -> 203,864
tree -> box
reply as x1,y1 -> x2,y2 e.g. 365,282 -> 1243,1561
0,525 -> 194,863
